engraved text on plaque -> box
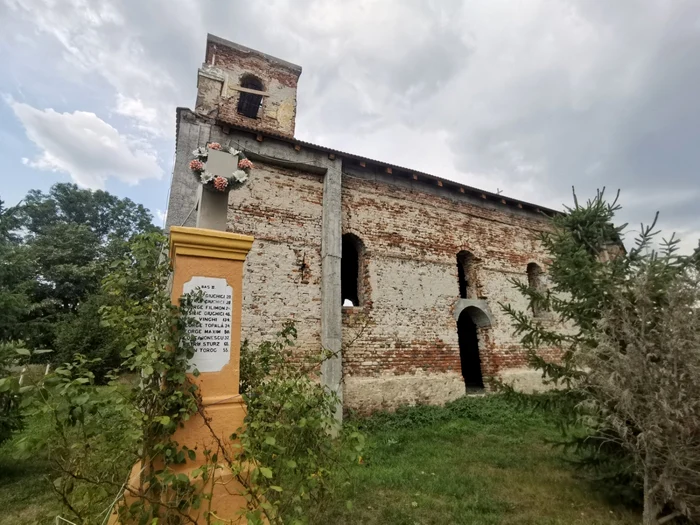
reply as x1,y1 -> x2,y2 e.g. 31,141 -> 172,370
182,276 -> 233,373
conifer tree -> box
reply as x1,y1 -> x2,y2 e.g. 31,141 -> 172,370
501,189 -> 700,524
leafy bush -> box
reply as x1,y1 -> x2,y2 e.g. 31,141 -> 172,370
15,232 -> 200,524
53,295 -> 121,383
13,232 -> 363,524
17,356 -> 141,520
583,264 -> 700,524
237,322 -> 364,524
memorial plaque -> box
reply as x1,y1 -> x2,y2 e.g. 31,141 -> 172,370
182,276 -> 233,373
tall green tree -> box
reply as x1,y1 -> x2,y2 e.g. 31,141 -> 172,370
0,199 -> 30,342
1,184 -> 158,353
501,189 -> 700,523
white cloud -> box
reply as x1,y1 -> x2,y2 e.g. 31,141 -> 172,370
3,0 -> 184,137
113,94 -> 162,135
7,98 -> 163,189
155,208 -> 166,226
2,0 -> 700,252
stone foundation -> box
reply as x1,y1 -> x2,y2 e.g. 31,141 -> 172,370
498,367 -> 553,393
344,372 -> 466,414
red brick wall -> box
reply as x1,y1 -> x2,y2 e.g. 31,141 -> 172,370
339,172 -> 557,408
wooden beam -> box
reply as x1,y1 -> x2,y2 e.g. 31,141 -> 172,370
459,187 -> 465,193
501,198 -> 507,205
385,167 -> 392,174
294,144 -> 301,151
328,153 -> 336,160
359,161 -> 366,168
412,173 -> 419,180
437,180 -> 443,187
256,133 -> 263,142
517,203 -> 523,209
228,85 -> 270,96
481,193 -> 487,199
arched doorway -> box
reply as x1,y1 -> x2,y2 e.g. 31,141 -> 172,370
457,309 -> 484,390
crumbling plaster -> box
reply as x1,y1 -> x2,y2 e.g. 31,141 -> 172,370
166,112 -> 559,412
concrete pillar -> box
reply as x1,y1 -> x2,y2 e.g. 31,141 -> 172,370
195,185 -> 228,231
320,161 -> 343,421
195,149 -> 239,232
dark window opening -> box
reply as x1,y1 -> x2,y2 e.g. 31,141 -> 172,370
237,75 -> 264,119
527,263 -> 543,316
457,309 -> 484,390
457,250 -> 477,299
341,234 -> 362,307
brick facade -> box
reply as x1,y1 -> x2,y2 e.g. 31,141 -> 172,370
337,169 -> 554,411
167,35 -> 562,414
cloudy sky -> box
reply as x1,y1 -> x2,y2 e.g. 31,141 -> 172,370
1,0 -> 699,252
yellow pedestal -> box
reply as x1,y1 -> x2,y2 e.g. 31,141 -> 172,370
109,227 -> 254,524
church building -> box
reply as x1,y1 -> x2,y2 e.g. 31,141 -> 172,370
166,34 -> 558,413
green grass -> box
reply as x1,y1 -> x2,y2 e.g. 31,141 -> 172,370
0,411 -> 61,525
0,395 -> 640,525
318,396 -> 640,525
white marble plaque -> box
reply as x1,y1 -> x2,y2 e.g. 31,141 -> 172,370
183,276 -> 233,373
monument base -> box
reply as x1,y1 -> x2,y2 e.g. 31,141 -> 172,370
108,397 -> 250,524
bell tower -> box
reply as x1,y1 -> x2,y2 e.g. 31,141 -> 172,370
195,34 -> 302,138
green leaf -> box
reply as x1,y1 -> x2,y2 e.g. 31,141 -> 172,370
259,467 -> 273,479
269,485 -> 283,492
14,348 -> 30,356
264,436 -> 276,446
73,393 -> 90,406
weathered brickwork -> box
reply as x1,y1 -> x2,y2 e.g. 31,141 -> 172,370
167,110 -> 562,412
228,164 -> 325,357
197,35 -> 301,138
338,170 -> 556,411
167,35 -> 566,415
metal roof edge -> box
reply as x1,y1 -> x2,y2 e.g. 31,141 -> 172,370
223,121 -> 563,217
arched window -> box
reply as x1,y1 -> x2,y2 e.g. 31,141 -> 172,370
527,262 -> 544,316
457,308 -> 484,390
457,250 -> 477,299
341,234 -> 364,307
237,75 -> 264,119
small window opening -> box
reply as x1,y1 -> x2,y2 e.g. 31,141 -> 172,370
457,250 -> 477,299
237,75 -> 264,119
527,263 -> 544,316
341,234 -> 363,307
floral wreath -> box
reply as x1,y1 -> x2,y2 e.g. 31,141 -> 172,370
189,142 -> 254,192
